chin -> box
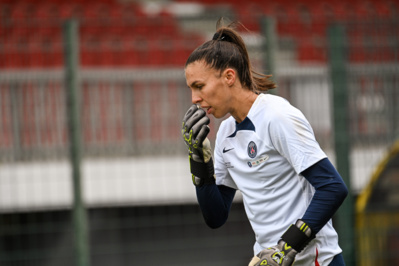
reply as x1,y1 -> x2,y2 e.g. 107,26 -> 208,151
212,111 -> 225,119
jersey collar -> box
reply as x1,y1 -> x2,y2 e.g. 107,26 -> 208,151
228,117 -> 255,138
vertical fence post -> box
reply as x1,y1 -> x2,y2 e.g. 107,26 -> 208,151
64,19 -> 90,266
261,16 -> 278,93
328,24 -> 355,266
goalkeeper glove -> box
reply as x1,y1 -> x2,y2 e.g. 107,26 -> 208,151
181,105 -> 215,187
248,220 -> 314,266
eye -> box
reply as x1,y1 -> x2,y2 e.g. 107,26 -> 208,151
196,84 -> 204,89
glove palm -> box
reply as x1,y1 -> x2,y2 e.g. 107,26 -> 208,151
248,220 -> 314,266
181,105 -> 214,186
182,105 -> 211,161
249,241 -> 297,266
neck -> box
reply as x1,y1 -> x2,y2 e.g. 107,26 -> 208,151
231,89 -> 258,123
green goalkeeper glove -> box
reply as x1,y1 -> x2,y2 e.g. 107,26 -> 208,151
248,220 -> 314,266
181,105 -> 215,186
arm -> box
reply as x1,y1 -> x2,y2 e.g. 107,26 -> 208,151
250,158 -> 348,266
181,105 -> 215,186
250,105 -> 348,266
300,157 -> 348,234
196,184 -> 236,229
196,160 -> 346,237
181,105 -> 236,228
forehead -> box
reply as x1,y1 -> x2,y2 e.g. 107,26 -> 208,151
185,61 -> 217,82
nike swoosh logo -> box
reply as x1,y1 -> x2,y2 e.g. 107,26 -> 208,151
223,147 -> 234,153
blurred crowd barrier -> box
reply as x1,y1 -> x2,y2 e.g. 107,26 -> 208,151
0,0 -> 398,265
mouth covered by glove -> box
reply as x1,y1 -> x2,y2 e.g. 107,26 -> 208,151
181,105 -> 215,187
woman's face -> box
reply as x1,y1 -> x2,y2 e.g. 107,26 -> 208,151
185,60 -> 234,119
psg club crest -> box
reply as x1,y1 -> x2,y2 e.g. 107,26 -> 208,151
247,141 -> 257,158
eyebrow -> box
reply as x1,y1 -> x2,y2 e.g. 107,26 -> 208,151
188,80 -> 201,88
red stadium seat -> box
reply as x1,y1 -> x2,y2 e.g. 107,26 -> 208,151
3,0 -> 397,68
80,34 -> 101,66
26,35 -> 46,67
25,33 -> 64,67
347,27 -> 367,62
236,3 -> 264,32
99,37 -> 115,66
0,85 -> 13,148
265,3 -> 295,37
119,36 -> 140,66
308,2 -> 335,37
374,1 -> 391,19
46,34 -> 64,67
297,39 -> 327,63
9,1 -> 34,21
58,3 -> 83,19
283,4 -> 311,38
33,2 -> 60,19
349,46 -> 367,63
353,1 -> 374,20
157,10 -> 180,37
82,2 -> 110,20
148,40 -> 163,66
171,33 -> 204,66
133,37 -> 152,66
330,2 -> 352,21
2,34 -> 28,68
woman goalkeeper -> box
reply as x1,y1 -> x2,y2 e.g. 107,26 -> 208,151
181,19 -> 348,266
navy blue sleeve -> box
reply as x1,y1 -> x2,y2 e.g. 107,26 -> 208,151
300,158 -> 348,234
196,184 -> 236,229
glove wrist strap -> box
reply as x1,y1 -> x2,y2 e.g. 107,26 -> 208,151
281,219 -> 315,252
189,157 -> 215,186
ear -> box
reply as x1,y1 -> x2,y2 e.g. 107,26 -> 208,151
224,68 -> 236,87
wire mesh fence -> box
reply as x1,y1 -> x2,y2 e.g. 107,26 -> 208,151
0,0 -> 398,265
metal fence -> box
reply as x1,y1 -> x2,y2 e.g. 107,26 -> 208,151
1,1 -> 399,265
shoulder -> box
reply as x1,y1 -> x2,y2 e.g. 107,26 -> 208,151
255,94 -> 307,123
248,94 -> 297,126
217,116 -> 236,138
249,94 -> 292,117
249,94 -> 316,145
255,93 -> 291,108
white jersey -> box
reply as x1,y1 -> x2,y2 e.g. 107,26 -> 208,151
214,94 -> 342,265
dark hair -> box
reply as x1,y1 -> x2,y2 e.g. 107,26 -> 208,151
185,19 -> 276,92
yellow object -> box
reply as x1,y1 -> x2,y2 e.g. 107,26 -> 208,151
356,140 -> 399,266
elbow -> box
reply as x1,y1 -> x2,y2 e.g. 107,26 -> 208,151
338,182 -> 349,205
205,218 -> 227,229
203,211 -> 229,229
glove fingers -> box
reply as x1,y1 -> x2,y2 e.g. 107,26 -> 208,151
194,124 -> 210,147
184,108 -> 207,132
191,116 -> 210,138
182,105 -> 198,125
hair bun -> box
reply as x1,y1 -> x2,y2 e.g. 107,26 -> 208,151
212,31 -> 233,43
212,32 -> 224,41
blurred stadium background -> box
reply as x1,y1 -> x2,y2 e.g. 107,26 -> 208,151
0,0 -> 398,265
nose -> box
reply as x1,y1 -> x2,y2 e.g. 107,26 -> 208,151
191,91 -> 202,104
